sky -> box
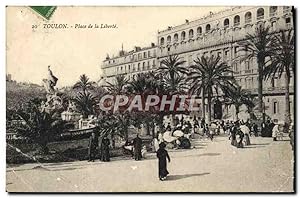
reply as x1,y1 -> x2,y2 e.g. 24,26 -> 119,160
6,6 -> 224,87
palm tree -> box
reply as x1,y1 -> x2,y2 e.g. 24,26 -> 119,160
238,25 -> 275,122
72,74 -> 97,118
223,86 -> 255,120
73,74 -> 96,93
187,61 -> 206,119
158,55 -> 188,125
73,92 -> 97,118
264,29 -> 294,126
158,54 -> 188,94
106,74 -> 128,95
127,72 -> 162,137
187,55 -> 236,123
15,100 -> 66,154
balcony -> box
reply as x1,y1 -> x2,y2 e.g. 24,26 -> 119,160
283,7 -> 291,14
245,19 -> 252,24
234,22 -> 240,27
269,12 -> 277,17
257,15 -> 264,20
244,69 -> 252,74
197,33 -> 202,37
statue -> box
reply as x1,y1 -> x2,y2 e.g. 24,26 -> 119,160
43,65 -> 58,94
41,65 -> 62,113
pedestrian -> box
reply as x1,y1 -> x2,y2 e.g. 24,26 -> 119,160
156,142 -> 171,181
230,122 -> 238,147
133,134 -> 142,160
237,130 -> 244,148
158,132 -> 164,144
88,132 -> 98,162
209,124 -> 215,141
166,123 -> 172,131
240,123 -> 251,146
201,118 -> 205,128
100,136 -> 110,162
272,120 -> 280,141
153,136 -> 160,152
253,123 -> 258,137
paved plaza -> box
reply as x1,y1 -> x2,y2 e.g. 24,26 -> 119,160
6,136 -> 294,192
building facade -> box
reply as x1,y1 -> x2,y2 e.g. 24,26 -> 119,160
101,43 -> 158,84
101,6 -> 294,122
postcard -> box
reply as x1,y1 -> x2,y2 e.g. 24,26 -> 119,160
6,6 -> 295,192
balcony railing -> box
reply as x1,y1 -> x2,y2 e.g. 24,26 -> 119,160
269,12 -> 277,17
257,15 -> 264,20
234,22 -> 240,27
283,7 -> 290,13
244,69 -> 252,74
245,19 -> 252,24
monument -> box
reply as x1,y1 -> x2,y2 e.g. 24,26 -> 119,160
41,65 -> 63,113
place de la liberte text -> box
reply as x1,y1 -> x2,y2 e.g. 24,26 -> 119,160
43,23 -> 118,29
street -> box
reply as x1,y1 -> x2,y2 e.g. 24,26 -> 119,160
6,136 -> 294,192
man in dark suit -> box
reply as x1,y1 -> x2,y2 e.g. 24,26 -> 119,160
132,134 -> 142,161
88,132 -> 98,162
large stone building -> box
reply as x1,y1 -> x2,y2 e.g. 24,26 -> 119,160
101,43 -> 157,84
101,6 -> 294,122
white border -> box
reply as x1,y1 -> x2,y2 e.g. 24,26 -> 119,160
1,0 -> 298,197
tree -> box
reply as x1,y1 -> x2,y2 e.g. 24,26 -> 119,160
158,54 -> 188,94
187,55 -> 236,123
223,86 -> 255,120
158,55 -> 188,125
72,74 -> 97,118
238,25 -> 275,122
127,73 -> 161,137
14,100 -> 66,154
264,29 -> 294,126
187,60 -> 206,119
72,92 -> 97,118
73,74 -> 96,93
106,74 -> 128,95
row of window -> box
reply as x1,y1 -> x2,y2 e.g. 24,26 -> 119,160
107,50 -> 156,65
115,60 -> 157,73
160,6 -> 291,45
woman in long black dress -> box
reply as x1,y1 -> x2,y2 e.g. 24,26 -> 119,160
156,142 -> 171,181
100,136 -> 110,162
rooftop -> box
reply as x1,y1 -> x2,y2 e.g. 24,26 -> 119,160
104,43 -> 156,62
157,6 -> 255,34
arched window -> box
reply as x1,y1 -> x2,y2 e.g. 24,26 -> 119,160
181,31 -> 186,40
160,37 -> 164,45
138,63 -> 140,71
245,12 -> 252,24
234,15 -> 240,26
224,18 -> 229,28
197,27 -> 202,34
257,8 -> 264,20
270,6 -> 277,16
167,35 -> 171,43
205,24 -> 211,33
189,29 -> 194,38
174,33 -> 178,41
142,62 -> 145,70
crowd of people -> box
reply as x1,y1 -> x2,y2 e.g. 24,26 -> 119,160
86,115 -> 289,181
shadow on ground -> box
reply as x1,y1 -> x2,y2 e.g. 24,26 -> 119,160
167,172 -> 210,181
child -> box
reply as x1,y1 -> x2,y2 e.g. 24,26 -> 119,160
156,142 -> 171,181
